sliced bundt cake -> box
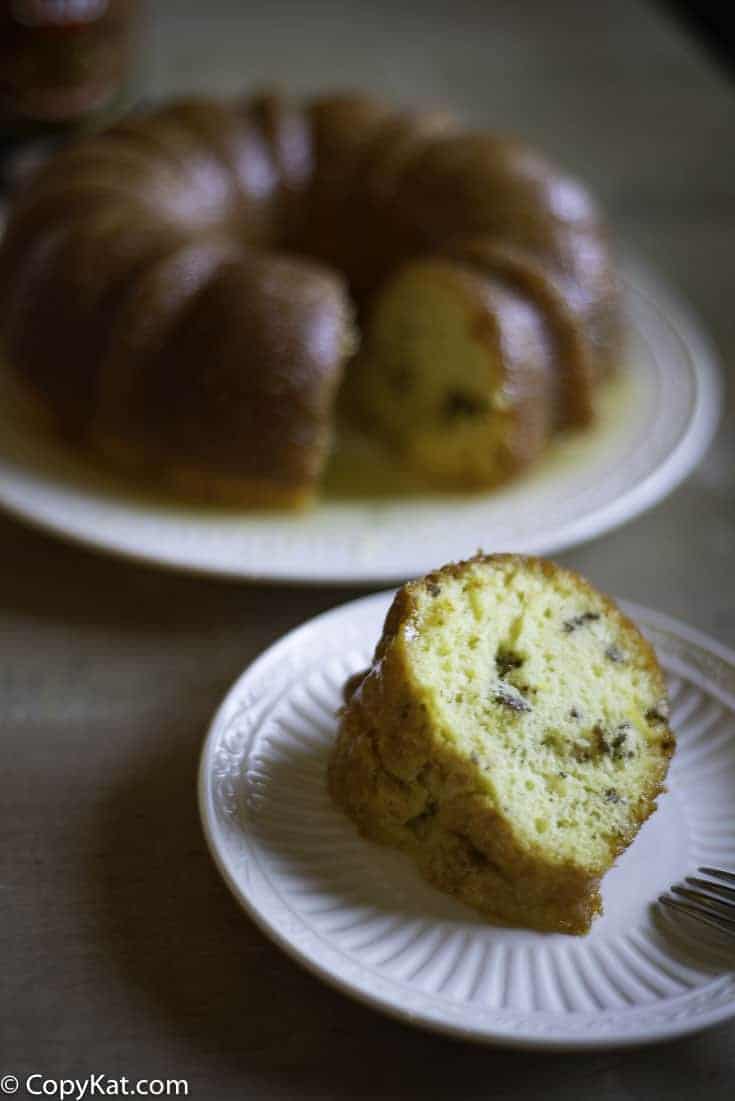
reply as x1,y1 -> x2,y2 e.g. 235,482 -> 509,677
0,90 -> 620,505
329,555 -> 674,934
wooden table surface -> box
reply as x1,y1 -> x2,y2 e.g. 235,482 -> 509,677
2,1 -> 734,1097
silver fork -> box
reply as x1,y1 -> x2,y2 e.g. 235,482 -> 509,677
659,867 -> 735,936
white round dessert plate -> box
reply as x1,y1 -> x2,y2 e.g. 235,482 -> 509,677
0,261 -> 722,584
199,591 -> 735,1050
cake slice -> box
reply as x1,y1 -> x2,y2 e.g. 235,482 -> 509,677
328,555 -> 674,933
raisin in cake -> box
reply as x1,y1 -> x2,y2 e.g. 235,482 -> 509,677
328,554 -> 674,933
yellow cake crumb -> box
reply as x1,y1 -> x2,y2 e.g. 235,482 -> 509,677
328,554 -> 674,934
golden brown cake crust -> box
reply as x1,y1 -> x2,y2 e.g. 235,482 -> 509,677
90,245 -> 353,496
444,238 -> 597,427
389,132 -> 620,378
329,555 -> 674,934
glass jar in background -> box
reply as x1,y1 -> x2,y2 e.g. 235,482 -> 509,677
0,0 -> 146,191
1,0 -> 144,132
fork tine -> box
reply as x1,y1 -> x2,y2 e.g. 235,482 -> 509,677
698,867 -> 735,885
672,884 -> 735,915
686,876 -> 735,903
659,895 -> 735,935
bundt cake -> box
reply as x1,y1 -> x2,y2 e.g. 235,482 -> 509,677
0,91 -> 620,505
329,555 -> 674,934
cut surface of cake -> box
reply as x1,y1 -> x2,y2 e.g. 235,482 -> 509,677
349,259 -> 554,487
329,555 -> 674,933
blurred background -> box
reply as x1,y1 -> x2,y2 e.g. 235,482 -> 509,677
0,0 -> 733,633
